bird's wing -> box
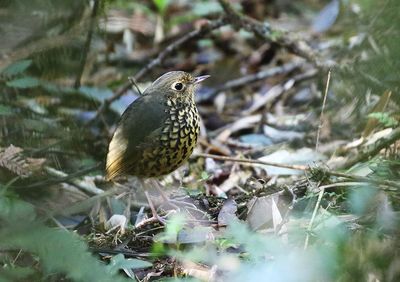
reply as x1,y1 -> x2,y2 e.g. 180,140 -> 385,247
106,93 -> 167,180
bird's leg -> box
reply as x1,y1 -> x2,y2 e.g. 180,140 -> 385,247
151,179 -> 197,211
150,180 -> 180,211
144,190 -> 166,225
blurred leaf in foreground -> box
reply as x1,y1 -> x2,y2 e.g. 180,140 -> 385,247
0,197 -> 128,282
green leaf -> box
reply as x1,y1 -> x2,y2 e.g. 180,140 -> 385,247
1,60 -> 32,77
0,104 -> 14,116
107,254 -> 152,275
0,220 -> 128,282
368,112 -> 398,127
153,0 -> 169,14
0,266 -> 35,281
155,214 -> 186,244
6,77 -> 40,89
0,197 -> 36,223
200,171 -> 209,180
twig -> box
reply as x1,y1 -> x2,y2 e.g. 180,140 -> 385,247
74,0 -> 101,88
198,60 -> 304,102
342,127 -> 400,169
315,70 -> 331,152
326,171 -> 400,190
217,0 -> 330,69
241,68 -> 318,115
12,163 -> 101,189
44,166 -> 104,195
317,181 -> 369,190
128,77 -> 142,95
87,18 -> 226,124
55,187 -> 119,216
89,247 -> 153,258
304,184 -> 324,250
133,18 -> 225,81
195,153 -> 400,190
192,152 -> 308,171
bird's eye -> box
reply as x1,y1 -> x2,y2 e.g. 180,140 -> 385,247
172,82 -> 184,91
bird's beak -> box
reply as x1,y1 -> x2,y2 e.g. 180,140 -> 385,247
193,75 -> 210,84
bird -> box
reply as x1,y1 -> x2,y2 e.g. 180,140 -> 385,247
105,71 -> 209,219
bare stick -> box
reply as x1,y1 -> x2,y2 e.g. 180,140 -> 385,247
317,182 -> 370,190
195,153 -> 400,189
199,60 -> 305,102
128,77 -> 142,95
12,163 -> 101,189
342,127 -> 400,169
304,185 -> 324,250
328,166 -> 400,189
315,70 -> 331,152
217,0 -> 330,68
44,166 -> 104,195
74,0 -> 100,88
192,152 -> 308,171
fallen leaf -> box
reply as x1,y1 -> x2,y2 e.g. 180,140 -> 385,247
258,148 -> 326,175
105,214 -> 127,234
218,199 -> 238,227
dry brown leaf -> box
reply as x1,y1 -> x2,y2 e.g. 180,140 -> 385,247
216,115 -> 262,142
219,170 -> 251,193
182,261 -> 216,281
0,144 -> 45,178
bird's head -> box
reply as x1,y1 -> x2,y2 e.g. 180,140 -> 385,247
145,71 -> 210,103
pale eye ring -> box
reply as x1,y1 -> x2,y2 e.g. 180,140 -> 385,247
171,82 -> 184,91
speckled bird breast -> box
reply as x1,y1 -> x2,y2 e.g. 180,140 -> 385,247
136,99 -> 200,177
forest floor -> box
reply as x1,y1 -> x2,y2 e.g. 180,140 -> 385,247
0,0 -> 399,281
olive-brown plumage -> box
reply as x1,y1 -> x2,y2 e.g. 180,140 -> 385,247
106,71 -> 209,180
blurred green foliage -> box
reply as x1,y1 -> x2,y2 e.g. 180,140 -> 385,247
339,0 -> 400,104
0,0 -> 399,281
368,112 -> 399,128
155,188 -> 399,281
0,197 -> 128,282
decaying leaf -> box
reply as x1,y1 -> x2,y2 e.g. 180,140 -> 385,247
218,198 -> 238,227
0,144 -> 45,178
105,214 -> 127,234
246,192 -> 290,232
258,148 -> 326,175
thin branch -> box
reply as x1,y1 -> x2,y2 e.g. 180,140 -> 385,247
199,60 -> 304,102
317,182 -> 371,190
217,0 -> 331,69
342,127 -> 400,169
315,70 -> 331,152
44,166 -> 104,195
12,163 -> 101,189
87,18 -> 226,124
327,170 -> 400,190
89,247 -> 154,258
55,187 -> 119,216
74,0 -> 101,88
128,76 -> 142,95
192,152 -> 308,171
241,68 -> 318,115
195,153 -> 400,190
304,184 -> 324,250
